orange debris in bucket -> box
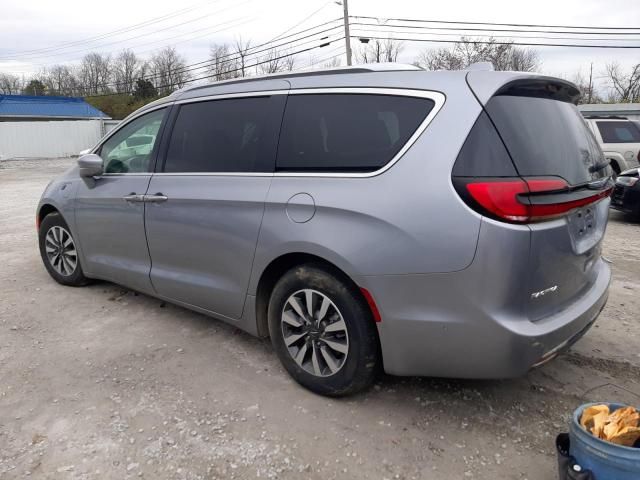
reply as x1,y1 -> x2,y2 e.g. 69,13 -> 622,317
580,404 -> 640,447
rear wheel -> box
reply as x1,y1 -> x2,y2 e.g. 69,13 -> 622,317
39,213 -> 90,286
268,264 -> 379,396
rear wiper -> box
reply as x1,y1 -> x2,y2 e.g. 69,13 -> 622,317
589,159 -> 611,173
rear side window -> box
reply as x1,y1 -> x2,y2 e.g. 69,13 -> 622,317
485,96 -> 606,185
164,96 -> 282,173
452,112 -> 517,177
276,94 -> 434,172
596,121 -> 640,144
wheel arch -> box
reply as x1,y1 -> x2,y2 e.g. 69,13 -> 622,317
254,252 -> 374,338
37,203 -> 61,229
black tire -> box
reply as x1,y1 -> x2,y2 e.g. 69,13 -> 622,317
38,212 -> 90,287
610,161 -> 620,179
268,264 -> 379,396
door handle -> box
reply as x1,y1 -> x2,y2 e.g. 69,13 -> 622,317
123,193 -> 145,203
144,193 -> 168,203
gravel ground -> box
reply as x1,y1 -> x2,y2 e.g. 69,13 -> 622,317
1,158 -> 639,480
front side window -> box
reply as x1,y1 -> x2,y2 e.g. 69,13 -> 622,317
276,93 -> 434,172
99,108 -> 166,173
164,96 -> 276,173
596,121 -> 640,144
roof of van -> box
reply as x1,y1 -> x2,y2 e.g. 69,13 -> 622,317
129,64 -> 576,121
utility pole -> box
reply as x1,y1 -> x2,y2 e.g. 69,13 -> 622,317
341,0 -> 352,65
588,62 -> 593,104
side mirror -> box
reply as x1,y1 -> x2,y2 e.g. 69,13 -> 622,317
78,154 -> 104,177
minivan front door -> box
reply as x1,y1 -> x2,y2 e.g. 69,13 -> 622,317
75,107 -> 168,294
145,94 -> 286,319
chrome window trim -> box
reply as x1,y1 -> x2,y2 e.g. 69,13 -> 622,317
96,88 -> 445,178
277,88 -> 445,178
175,89 -> 289,105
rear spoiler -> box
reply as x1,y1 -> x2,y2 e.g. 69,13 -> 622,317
466,71 -> 581,105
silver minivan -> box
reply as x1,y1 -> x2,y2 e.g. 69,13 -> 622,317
37,64 -> 612,396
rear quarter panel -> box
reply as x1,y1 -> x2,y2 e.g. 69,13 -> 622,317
248,75 -> 484,293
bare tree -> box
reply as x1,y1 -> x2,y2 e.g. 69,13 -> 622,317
357,38 -> 403,64
414,49 -> 464,71
416,37 -> 540,72
113,49 -> 141,94
508,48 -> 539,73
259,48 -> 283,74
234,37 -> 251,78
569,67 -> 603,104
283,51 -> 295,71
151,47 -> 191,94
357,39 -> 383,63
322,56 -> 342,69
41,65 -> 79,96
604,62 -> 640,103
208,43 -> 237,81
0,72 -> 23,94
79,52 -> 112,95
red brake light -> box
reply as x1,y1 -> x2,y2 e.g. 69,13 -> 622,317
466,180 -> 529,222
463,177 -> 612,224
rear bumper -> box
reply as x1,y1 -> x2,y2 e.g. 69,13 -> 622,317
360,258 -> 610,378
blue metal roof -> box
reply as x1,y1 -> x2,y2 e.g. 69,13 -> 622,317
0,94 -> 109,119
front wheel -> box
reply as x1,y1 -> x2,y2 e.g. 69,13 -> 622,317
268,264 -> 379,396
38,212 -> 90,286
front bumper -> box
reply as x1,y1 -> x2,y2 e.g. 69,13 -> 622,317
610,184 -> 640,215
360,259 -> 610,378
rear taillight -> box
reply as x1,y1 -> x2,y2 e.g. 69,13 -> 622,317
458,177 -> 613,224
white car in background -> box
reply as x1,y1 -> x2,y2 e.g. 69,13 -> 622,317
584,116 -> 640,176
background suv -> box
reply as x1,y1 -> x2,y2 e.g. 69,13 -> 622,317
38,65 -> 611,396
584,116 -> 640,176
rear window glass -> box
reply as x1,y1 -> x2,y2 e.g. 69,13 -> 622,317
485,96 -> 606,185
276,94 -> 434,172
596,121 -> 640,144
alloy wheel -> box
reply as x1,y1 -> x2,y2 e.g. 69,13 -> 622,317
44,226 -> 78,277
281,289 -> 349,377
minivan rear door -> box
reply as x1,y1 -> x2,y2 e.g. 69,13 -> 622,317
466,75 -> 612,321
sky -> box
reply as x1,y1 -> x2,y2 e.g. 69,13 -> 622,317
0,0 -> 639,95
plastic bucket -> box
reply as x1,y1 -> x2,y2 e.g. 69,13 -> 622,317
569,402 -> 640,479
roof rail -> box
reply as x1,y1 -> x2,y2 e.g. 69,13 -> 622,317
584,115 -> 629,120
174,63 -> 423,95
464,62 -> 494,71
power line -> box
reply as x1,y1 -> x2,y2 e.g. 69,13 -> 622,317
0,16 -> 257,75
348,20 -> 640,37
0,0 -> 254,62
349,34 -> 640,49
95,24 -> 343,92
266,0 -> 333,43
350,15 -> 640,31
87,39 -> 342,98
0,0 -> 226,58
79,22 -> 344,94
349,24 -> 640,44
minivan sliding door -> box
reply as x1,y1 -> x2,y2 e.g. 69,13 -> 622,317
144,93 -> 286,320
